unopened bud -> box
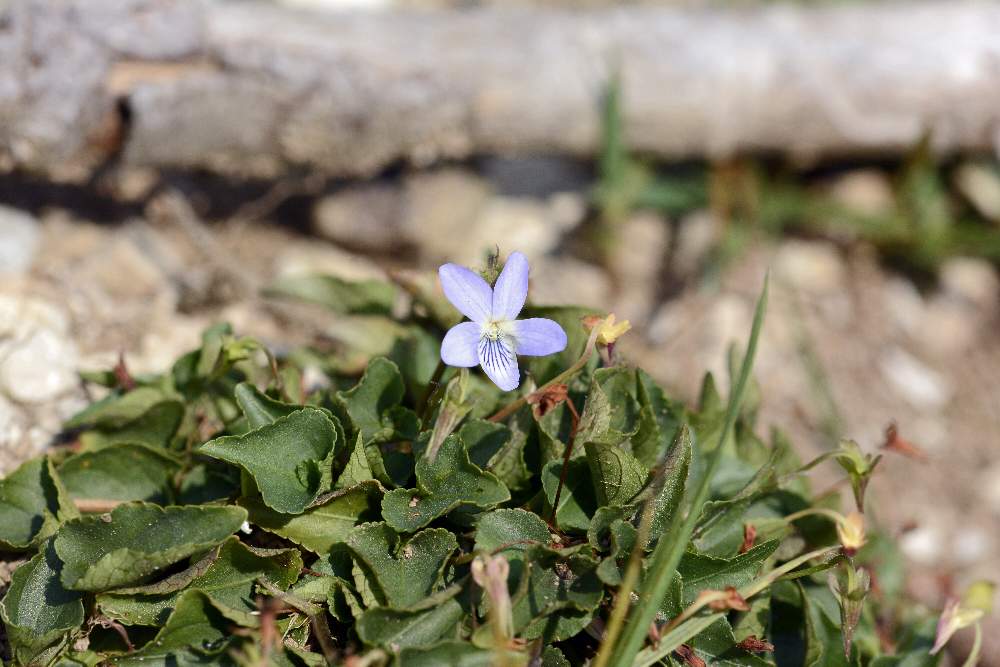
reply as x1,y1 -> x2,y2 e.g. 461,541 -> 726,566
836,511 -> 866,555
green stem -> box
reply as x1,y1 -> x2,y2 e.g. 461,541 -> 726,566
600,275 -> 769,667
488,327 -> 600,423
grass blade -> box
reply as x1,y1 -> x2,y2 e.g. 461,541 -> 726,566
597,274 -> 769,667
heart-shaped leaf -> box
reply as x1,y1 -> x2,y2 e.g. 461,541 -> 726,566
346,522 -> 457,609
0,541 -> 84,664
474,508 -> 551,589
54,502 -> 247,591
199,408 -> 340,514
338,357 -> 418,444
382,435 -> 509,532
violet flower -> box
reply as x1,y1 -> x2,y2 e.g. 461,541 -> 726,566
439,252 -> 567,391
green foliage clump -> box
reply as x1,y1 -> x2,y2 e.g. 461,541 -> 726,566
0,274 -> 949,667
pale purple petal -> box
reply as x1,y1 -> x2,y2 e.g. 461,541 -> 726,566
492,251 -> 529,321
440,321 -> 482,367
513,318 -> 567,356
478,335 -> 520,391
439,263 -> 492,324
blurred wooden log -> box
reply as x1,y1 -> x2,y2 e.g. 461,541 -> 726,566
3,0 -> 1000,181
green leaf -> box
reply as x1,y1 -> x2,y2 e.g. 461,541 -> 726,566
484,405 -> 534,492
0,456 -> 75,550
57,444 -> 181,506
243,480 -> 381,555
54,502 -> 247,591
382,434 -> 509,532
692,451 -> 780,557
97,536 -> 302,626
0,542 -> 84,664
520,306 -> 596,385
585,441 -> 648,507
79,400 -> 184,451
65,387 -> 173,430
646,424 -> 693,545
677,540 -> 780,607
541,458 -> 596,533
234,382 -> 301,429
459,419 -> 511,470
110,590 -> 237,666
576,368 -> 642,447
336,432 -> 376,489
801,582 -> 850,667
593,517 -> 637,586
398,641 -> 518,667
474,508 -> 552,589
632,369 -> 684,467
346,522 -> 457,609
512,546 -> 603,641
690,617 -> 773,667
338,357 -> 417,444
266,274 -> 396,315
199,408 -> 339,514
357,593 -> 464,649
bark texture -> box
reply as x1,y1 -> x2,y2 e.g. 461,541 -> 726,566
3,0 -> 1000,181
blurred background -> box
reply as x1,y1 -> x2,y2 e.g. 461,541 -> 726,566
1,0 -> 999,662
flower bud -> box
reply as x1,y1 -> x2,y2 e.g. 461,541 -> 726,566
836,511 -> 866,555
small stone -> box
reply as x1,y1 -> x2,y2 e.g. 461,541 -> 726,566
480,155 -> 591,197
530,257 -> 613,310
981,463 -> 1000,516
0,206 -> 40,275
0,295 -> 69,339
275,242 -> 386,282
774,240 -> 845,294
899,524 -> 943,565
954,529 -> 992,566
87,236 -> 174,303
825,169 -> 895,217
404,169 -> 492,262
673,210 -> 719,276
878,347 -> 951,409
314,182 -> 406,252
954,162 -> 1000,224
420,189 -> 573,267
882,277 -> 925,337
939,257 -> 998,312
611,212 -> 670,323
0,328 -> 79,403
917,296 -> 978,355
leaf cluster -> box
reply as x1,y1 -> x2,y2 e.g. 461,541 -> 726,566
0,282 -> 941,667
